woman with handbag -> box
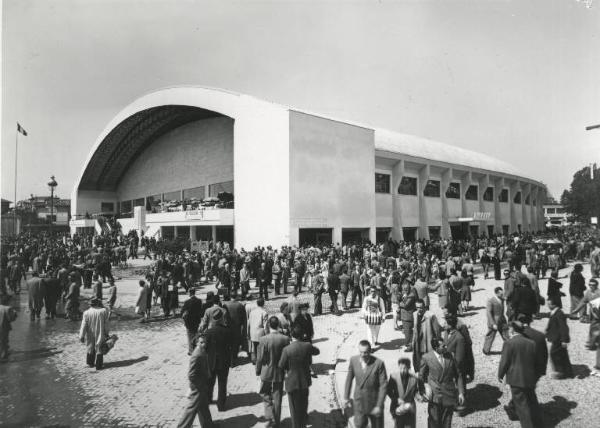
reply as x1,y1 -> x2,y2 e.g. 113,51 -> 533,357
361,286 -> 386,346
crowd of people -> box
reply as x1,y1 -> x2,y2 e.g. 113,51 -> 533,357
1,227 -> 600,428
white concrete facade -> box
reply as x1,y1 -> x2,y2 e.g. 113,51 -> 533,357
71,86 -> 547,247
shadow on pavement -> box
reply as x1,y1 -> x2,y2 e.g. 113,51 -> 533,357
312,337 -> 329,344
376,337 -> 405,351
462,383 -> 503,415
226,391 -> 263,408
216,413 -> 260,427
540,395 -> 577,427
312,362 -> 335,375
102,355 -> 149,369
8,348 -> 63,362
306,409 -> 345,428
572,364 -> 591,379
468,306 -> 485,311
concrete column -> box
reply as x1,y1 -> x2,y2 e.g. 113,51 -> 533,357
190,225 -> 197,241
509,180 -> 519,233
418,164 -> 431,240
521,183 -> 530,232
494,177 -> 504,234
392,160 -> 405,241
369,227 -> 376,244
460,171 -> 472,219
205,185 -> 210,199
530,187 -> 538,231
478,174 -> 490,234
441,167 -> 453,239
211,225 -> 217,242
174,226 -> 179,238
333,227 -> 342,246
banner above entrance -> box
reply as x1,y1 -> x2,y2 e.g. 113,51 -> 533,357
473,212 -> 492,221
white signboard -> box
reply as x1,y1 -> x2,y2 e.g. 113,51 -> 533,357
592,217 -> 598,225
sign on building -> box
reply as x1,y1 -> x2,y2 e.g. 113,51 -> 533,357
473,212 -> 492,221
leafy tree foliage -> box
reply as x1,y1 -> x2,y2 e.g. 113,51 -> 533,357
560,165 -> 600,221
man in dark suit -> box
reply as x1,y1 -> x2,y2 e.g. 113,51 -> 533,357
222,294 -> 247,366
181,288 -> 204,355
418,336 -> 465,428
278,325 -> 320,428
204,310 -> 233,411
398,282 -> 417,352
512,277 -> 538,320
328,270 -> 341,315
343,340 -> 387,428
177,334 -> 214,428
503,270 -> 518,320
546,296 -> 574,379
387,358 -> 418,428
483,287 -> 508,354
498,321 -> 543,428
257,316 -> 291,427
258,262 -> 269,300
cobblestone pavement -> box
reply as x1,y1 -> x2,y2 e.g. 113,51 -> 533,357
335,262 -> 600,428
0,260 -> 347,428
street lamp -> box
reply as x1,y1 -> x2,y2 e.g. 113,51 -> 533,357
48,175 -> 57,233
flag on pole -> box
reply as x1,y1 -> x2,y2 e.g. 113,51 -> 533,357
17,122 -> 28,136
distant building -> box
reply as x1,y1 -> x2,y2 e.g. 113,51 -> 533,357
18,196 -> 71,227
1,199 -> 11,215
543,204 -> 570,228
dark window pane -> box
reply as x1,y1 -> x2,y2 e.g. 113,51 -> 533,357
146,194 -> 161,212
465,185 -> 478,200
514,191 -> 521,204
525,194 -> 530,205
375,173 -> 391,193
100,202 -> 114,213
483,187 -> 494,202
498,189 -> 509,203
133,198 -> 145,207
120,200 -> 132,214
398,176 -> 417,195
183,186 -> 205,201
209,180 -> 234,197
446,182 -> 460,199
423,180 -> 440,197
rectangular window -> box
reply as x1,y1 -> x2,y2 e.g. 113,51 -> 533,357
100,202 -> 114,213
499,189 -> 509,203
398,176 -> 417,195
163,191 -> 180,203
502,225 -> 509,235
209,180 -> 234,197
465,185 -> 478,201
428,226 -> 441,239
183,186 -> 206,201
483,187 -> 494,202
514,191 -> 522,204
146,194 -> 161,212
133,198 -> 145,207
423,180 -> 441,197
446,182 -> 460,199
120,200 -> 132,214
374,173 -> 391,193
556,207 -> 565,214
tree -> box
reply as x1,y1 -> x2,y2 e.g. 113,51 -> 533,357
544,194 -> 558,204
560,164 -> 600,222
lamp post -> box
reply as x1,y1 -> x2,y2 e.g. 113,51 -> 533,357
48,175 -> 57,234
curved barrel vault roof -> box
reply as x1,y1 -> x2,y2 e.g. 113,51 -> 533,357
74,86 -> 543,198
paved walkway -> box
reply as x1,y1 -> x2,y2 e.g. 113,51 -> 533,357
334,262 -> 599,428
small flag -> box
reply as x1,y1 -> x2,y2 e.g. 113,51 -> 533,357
17,122 -> 28,136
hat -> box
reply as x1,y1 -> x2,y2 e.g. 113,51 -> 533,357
590,278 -> 599,287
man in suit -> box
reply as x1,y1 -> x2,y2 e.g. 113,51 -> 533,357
258,262 -> 269,300
27,272 -> 45,321
343,340 -> 387,428
339,269 -> 351,310
248,298 -> 269,365
387,358 -> 418,428
503,270 -> 518,320
483,287 -> 508,354
204,309 -> 233,411
350,265 -> 363,308
223,294 -> 247,365
177,334 -> 214,428
328,270 -> 341,315
398,282 -> 417,352
0,295 -> 18,362
199,294 -> 229,332
278,324 -> 321,428
418,336 -> 465,428
498,321 -> 543,428
257,316 -> 291,427
546,296 -> 574,379
412,299 -> 441,371
181,288 -> 204,355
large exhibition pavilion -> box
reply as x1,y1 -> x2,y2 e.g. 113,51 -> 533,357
70,86 -> 547,248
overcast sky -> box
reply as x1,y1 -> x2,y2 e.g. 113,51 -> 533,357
2,0 -> 599,203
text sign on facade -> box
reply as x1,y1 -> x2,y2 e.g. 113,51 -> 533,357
185,209 -> 204,220
473,212 -> 492,221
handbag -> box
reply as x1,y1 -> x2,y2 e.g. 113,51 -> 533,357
100,334 -> 119,355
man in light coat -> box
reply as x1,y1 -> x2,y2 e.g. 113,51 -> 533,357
248,298 -> 269,364
79,297 -> 109,370
27,272 -> 45,321
483,287 -> 508,354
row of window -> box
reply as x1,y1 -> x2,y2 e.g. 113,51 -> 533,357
375,174 -> 536,205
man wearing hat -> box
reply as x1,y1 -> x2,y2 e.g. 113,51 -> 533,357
204,308 -> 233,411
79,297 -> 109,370
65,273 -> 81,321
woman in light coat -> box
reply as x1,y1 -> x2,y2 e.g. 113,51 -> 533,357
135,280 -> 150,322
79,297 -> 109,369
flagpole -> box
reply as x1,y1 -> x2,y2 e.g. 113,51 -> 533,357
14,130 -> 18,235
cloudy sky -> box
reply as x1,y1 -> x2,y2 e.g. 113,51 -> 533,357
2,0 -> 599,203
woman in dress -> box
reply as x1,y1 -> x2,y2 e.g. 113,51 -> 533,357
361,286 -> 386,346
